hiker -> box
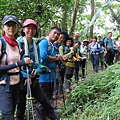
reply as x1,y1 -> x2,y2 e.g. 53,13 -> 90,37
53,30 -> 69,99
73,31 -> 81,81
97,34 -> 105,70
36,26 -> 62,119
16,20 -> 59,120
104,32 -> 116,66
89,36 -> 102,72
64,38 -> 81,92
0,15 -> 33,120
73,41 -> 82,82
80,39 -> 89,78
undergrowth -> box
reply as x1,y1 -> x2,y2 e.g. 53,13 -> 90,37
59,62 -> 120,120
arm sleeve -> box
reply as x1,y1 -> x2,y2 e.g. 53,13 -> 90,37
38,40 -> 49,61
59,46 -> 71,57
0,59 -> 25,73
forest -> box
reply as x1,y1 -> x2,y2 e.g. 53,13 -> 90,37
0,0 -> 120,120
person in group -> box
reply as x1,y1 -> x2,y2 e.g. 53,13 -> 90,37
73,41 -> 82,82
113,37 -> 118,63
104,32 -> 115,66
74,31 -> 80,41
89,36 -> 101,72
53,30 -> 69,99
16,20 -> 59,120
97,34 -> 105,70
73,31 -> 81,81
0,15 -> 33,120
64,38 -> 81,92
80,39 -> 89,78
37,26 -> 62,119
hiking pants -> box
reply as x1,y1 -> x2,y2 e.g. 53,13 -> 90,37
0,84 -> 19,120
80,59 -> 86,77
90,53 -> 99,72
16,81 -> 55,120
105,50 -> 114,65
74,61 -> 80,81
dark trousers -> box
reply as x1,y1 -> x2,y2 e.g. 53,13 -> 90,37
54,64 -> 66,94
36,82 -> 55,120
0,84 -> 19,120
105,51 -> 114,65
16,81 -> 55,120
80,59 -> 86,77
74,61 -> 80,81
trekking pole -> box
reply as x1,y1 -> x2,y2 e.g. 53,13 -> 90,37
85,59 -> 87,76
59,77 -> 65,107
23,37 -> 35,120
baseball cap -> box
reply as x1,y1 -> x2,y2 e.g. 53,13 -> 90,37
2,15 -> 19,25
97,34 -> 101,37
23,19 -> 38,28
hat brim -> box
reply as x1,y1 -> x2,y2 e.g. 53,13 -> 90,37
3,19 -> 19,25
23,23 -> 37,28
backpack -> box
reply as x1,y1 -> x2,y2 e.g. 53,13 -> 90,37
0,37 -> 7,63
100,37 -> 106,47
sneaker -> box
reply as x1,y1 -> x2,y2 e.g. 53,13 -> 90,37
58,93 -> 63,98
52,94 -> 57,100
82,76 -> 86,78
65,89 -> 70,93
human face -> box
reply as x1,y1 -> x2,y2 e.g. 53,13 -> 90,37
108,32 -> 112,38
66,40 -> 72,47
2,21 -> 18,38
23,24 -> 37,39
56,34 -> 65,44
48,28 -> 60,43
92,38 -> 97,42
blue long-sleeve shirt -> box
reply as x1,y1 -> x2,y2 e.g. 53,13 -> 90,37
38,39 -> 57,69
89,42 -> 102,53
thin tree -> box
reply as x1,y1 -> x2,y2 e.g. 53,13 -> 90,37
69,0 -> 80,37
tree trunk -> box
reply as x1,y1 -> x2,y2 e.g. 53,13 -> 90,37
90,0 -> 94,39
61,7 -> 68,31
69,0 -> 80,37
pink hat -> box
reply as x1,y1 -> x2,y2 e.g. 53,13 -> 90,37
23,19 -> 38,27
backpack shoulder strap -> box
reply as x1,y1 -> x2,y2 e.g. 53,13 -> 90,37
37,37 -> 54,54
0,37 -> 6,62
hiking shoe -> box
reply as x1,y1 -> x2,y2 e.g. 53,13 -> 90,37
65,89 -> 70,93
58,93 -> 63,98
82,76 -> 86,78
52,94 -> 57,100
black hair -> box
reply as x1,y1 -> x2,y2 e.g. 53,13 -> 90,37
93,36 -> 97,41
60,30 -> 69,40
108,31 -> 112,34
74,40 -> 81,45
50,26 -> 61,33
63,36 -> 74,47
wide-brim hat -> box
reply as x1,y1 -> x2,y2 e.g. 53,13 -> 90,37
23,19 -> 38,28
83,39 -> 89,43
2,15 -> 19,25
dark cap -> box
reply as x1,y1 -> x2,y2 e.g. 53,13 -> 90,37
2,15 -> 19,25
61,30 -> 69,40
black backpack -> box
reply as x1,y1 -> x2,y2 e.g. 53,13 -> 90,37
101,37 -> 108,47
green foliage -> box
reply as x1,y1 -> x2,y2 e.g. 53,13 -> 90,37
60,61 -> 120,120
